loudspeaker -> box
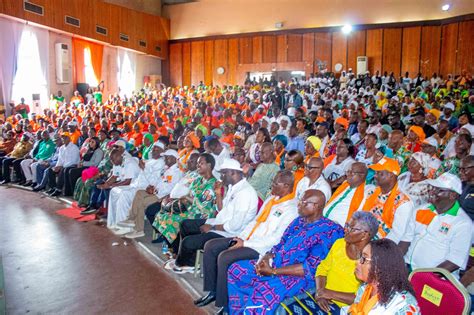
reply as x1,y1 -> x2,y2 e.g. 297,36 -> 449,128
76,83 -> 89,98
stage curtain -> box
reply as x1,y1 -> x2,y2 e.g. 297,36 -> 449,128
72,38 -> 103,86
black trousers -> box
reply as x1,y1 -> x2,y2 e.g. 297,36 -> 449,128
175,219 -> 223,267
11,158 -> 24,182
203,238 -> 259,307
48,166 -> 76,192
0,157 -> 16,181
64,166 -> 86,196
145,201 -> 162,231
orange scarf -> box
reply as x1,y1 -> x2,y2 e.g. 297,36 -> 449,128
246,192 -> 295,240
293,168 -> 305,190
304,152 -> 320,164
327,181 -> 365,222
275,149 -> 285,166
348,284 -> 378,315
323,154 -> 336,168
362,183 -> 399,237
178,149 -> 193,171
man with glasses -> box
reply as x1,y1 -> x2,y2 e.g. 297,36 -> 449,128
323,162 -> 370,227
361,157 -> 414,243
459,155 -> 474,220
295,157 -> 331,202
399,173 -> 473,275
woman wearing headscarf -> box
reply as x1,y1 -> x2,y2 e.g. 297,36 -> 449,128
405,125 -> 425,153
277,212 -> 379,315
304,136 -> 321,164
273,134 -> 288,170
141,133 -> 154,160
397,152 -> 431,207
178,132 -> 200,171
343,239 -> 420,314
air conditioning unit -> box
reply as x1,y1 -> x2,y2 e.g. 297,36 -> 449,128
55,43 -> 70,84
356,56 -> 368,75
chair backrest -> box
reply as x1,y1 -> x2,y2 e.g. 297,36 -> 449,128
409,268 -> 471,315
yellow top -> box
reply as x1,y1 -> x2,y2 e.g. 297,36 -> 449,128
315,238 -> 361,307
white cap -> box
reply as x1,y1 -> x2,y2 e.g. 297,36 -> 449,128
219,158 -> 243,172
114,140 -> 126,148
68,121 -> 78,126
426,172 -> 462,194
162,149 -> 179,159
153,141 -> 165,150
422,137 -> 439,149
391,96 -> 399,102
444,102 -> 455,111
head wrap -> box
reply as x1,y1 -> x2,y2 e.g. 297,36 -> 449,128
211,128 -> 223,138
428,109 -> 441,121
408,125 -> 426,142
411,152 -> 431,176
186,132 -> 201,148
273,134 -> 288,147
306,136 -> 322,150
335,117 -> 349,130
143,133 -> 154,145
381,124 -> 393,133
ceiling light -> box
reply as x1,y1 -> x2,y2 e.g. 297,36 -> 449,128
342,24 -> 353,34
441,4 -> 450,11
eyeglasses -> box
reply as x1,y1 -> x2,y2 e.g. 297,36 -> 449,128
459,166 -> 474,172
359,256 -> 372,265
305,164 -> 321,170
346,170 -> 366,176
299,200 -> 318,207
344,223 -> 367,233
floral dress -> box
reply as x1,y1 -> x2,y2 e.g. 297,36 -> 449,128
153,175 -> 217,243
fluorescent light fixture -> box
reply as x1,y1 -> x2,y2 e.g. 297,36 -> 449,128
441,4 -> 450,11
291,71 -> 305,76
342,24 -> 353,34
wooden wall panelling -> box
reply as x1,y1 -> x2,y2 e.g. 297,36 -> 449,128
120,6 -> 138,50
191,41 -> 205,85
239,37 -> 252,64
456,21 -> 474,74
134,12 -> 149,54
440,23 -> 459,76
169,43 -> 183,86
366,29 -> 383,74
420,26 -> 441,76
60,0 -> 93,38
331,32 -> 347,72
182,42 -> 191,86
262,35 -> 277,63
382,28 -> 402,76
314,32 -> 332,72
287,34 -> 303,62
347,30 -> 366,71
213,39 -> 228,86
92,0 -> 112,43
108,4 -> 121,46
149,16 -> 170,59
277,35 -> 288,63
204,40 -> 214,86
401,26 -> 421,76
252,36 -> 263,64
228,38 -> 239,85
302,33 -> 315,75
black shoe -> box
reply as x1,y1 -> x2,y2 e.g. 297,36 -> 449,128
45,188 -> 55,194
32,186 -> 44,192
194,292 -> 215,305
0,180 -> 10,185
28,182 -> 36,187
78,203 -> 88,208
196,292 -> 216,307
22,181 -> 32,187
151,234 -> 165,244
80,207 -> 99,215
17,181 -> 26,186
49,189 -> 61,197
214,307 -> 227,315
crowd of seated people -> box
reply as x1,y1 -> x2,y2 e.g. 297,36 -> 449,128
1,68 -> 474,314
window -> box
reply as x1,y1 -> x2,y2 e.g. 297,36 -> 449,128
11,29 -> 48,110
84,47 -> 98,87
117,52 -> 135,97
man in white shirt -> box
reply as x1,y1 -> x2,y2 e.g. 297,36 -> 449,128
120,149 -> 183,238
295,157 -> 331,202
48,132 -> 80,196
196,170 -> 297,309
169,158 -> 258,274
106,142 -> 166,232
400,173 -> 473,276
205,137 -> 230,180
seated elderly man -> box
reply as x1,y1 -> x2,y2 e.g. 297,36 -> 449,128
194,170 -> 298,311
226,189 -> 344,314
400,173 -> 473,276
83,148 -> 140,214
0,134 -> 32,184
32,135 -> 62,192
106,142 -> 166,233
167,158 -> 258,273
115,149 -> 183,237
323,162 -> 371,226
362,157 -> 414,242
295,156 -> 331,202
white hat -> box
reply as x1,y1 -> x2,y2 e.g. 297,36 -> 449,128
391,96 -> 399,102
153,141 -> 165,150
444,102 -> 455,111
219,158 -> 243,172
162,149 -> 179,159
114,140 -> 126,148
422,137 -> 439,149
67,121 -> 78,126
426,172 -> 462,194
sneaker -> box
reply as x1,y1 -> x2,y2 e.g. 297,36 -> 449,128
172,265 -> 195,274
80,207 -> 99,215
164,259 -> 176,270
124,231 -> 145,239
117,220 -> 135,228
112,227 -> 132,235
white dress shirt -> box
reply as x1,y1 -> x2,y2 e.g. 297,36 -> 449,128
206,178 -> 258,237
239,195 -> 298,255
295,176 -> 332,203
131,158 -> 165,189
212,146 -> 231,180
112,156 -> 141,181
155,163 -> 183,199
56,142 -> 80,168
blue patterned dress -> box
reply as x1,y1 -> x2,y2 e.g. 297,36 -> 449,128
227,216 -> 344,314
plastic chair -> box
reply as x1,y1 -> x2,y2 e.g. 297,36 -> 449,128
409,268 -> 471,315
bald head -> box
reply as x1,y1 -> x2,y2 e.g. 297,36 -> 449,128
305,157 -> 324,180
298,189 -> 326,219
347,162 -> 368,188
271,170 -> 295,197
